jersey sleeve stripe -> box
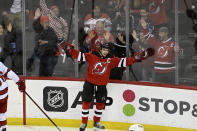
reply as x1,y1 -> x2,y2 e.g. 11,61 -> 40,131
4,68 -> 10,78
82,53 -> 86,62
77,52 -> 86,62
123,58 -> 126,67
118,58 -> 126,67
118,58 -> 124,67
77,52 -> 81,61
80,52 -> 83,61
0,92 -> 8,100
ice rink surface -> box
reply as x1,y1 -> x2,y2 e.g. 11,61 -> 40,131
7,125 -> 124,131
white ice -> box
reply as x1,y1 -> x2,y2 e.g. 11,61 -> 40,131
7,125 -> 125,131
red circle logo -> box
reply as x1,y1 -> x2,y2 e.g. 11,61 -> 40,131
123,90 -> 135,102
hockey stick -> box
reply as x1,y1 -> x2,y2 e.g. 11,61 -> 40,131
66,0 -> 75,42
62,0 -> 76,63
24,91 -> 61,131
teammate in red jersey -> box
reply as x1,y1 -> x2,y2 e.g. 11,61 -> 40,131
0,62 -> 25,131
64,42 -> 154,131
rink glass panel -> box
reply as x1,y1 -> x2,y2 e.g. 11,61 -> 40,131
0,0 -> 23,75
178,0 -> 197,86
25,0 -> 75,77
11,0 -> 196,86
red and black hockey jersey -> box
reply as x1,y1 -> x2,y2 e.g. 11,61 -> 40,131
147,35 -> 177,73
68,45 -> 136,85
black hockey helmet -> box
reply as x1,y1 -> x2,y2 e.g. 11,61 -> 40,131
99,42 -> 114,58
100,42 -> 112,50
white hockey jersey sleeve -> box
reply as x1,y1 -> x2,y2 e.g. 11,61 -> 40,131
0,62 -> 19,83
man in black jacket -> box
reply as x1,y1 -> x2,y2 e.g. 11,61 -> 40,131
34,15 -> 58,76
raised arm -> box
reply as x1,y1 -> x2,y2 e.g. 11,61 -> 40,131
111,48 -> 155,68
40,0 -> 50,15
65,42 -> 92,63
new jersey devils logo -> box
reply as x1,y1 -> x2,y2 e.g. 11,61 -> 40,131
158,46 -> 168,58
149,2 -> 160,14
92,62 -> 107,75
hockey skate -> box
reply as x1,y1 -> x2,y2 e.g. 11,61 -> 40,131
79,123 -> 87,131
93,122 -> 105,130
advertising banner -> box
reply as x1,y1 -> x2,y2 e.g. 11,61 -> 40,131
22,80 -> 197,130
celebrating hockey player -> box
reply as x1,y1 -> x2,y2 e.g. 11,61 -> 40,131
0,62 -> 25,131
64,42 -> 154,131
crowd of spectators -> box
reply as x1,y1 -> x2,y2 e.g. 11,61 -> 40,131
0,0 -> 195,85
75,0 -> 179,84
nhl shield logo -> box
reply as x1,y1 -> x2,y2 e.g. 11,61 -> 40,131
43,86 -> 68,112
47,90 -> 64,108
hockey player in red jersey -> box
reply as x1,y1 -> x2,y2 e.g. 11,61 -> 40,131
0,62 -> 25,131
64,42 -> 154,131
